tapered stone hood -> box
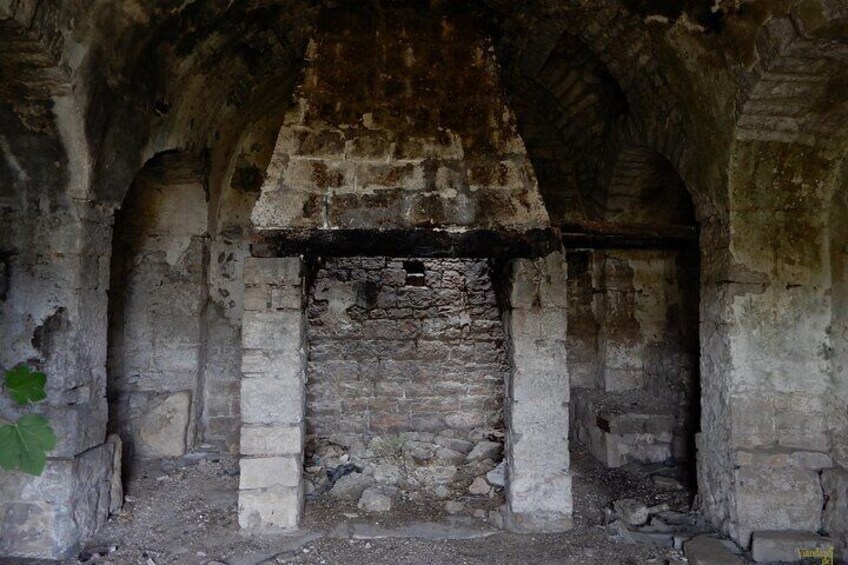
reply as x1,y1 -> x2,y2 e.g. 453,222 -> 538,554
250,3 -> 553,257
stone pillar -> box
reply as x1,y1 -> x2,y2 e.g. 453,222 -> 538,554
238,257 -> 306,531
502,251 -> 572,532
0,202 -> 117,559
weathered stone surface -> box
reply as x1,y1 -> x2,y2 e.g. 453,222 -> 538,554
240,378 -> 304,426
733,466 -> 824,547
435,436 -> 474,454
751,531 -> 835,563
373,464 -> 404,486
435,447 -> 466,466
240,425 -> 303,456
106,434 -> 123,515
252,6 -> 549,234
137,391 -> 191,458
445,500 -> 466,515
613,499 -> 650,527
238,487 -> 301,531
305,258 -> 506,437
466,441 -> 502,463
684,535 -> 744,565
412,465 -> 458,487
468,477 -> 491,496
504,253 -> 572,533
358,485 -> 399,512
822,468 -> 848,552
239,457 -> 301,490
0,444 -> 113,559
330,473 -> 374,500
487,462 -> 506,488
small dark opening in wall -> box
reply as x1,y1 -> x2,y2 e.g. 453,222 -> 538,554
403,260 -> 426,287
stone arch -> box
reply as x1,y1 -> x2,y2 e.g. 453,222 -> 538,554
602,146 -> 695,225
699,17 -> 848,547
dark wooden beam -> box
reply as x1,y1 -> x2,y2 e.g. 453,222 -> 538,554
560,221 -> 697,250
250,228 -> 562,259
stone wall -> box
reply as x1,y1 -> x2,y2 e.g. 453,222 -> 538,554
305,258 -> 507,436
567,248 -> 699,467
106,153 -> 208,458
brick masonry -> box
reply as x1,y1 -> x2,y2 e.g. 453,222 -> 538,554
305,257 -> 507,436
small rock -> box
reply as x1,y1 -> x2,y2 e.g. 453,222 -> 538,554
329,472 -> 374,500
473,508 -> 487,519
432,484 -> 451,499
304,480 -> 316,495
653,475 -> 684,490
412,465 -> 457,486
613,498 -> 650,527
358,485 -> 399,512
434,436 -> 474,454
404,441 -> 435,463
468,477 -> 491,496
328,433 -> 362,450
486,461 -> 505,487
445,500 -> 465,515
373,464 -> 404,485
466,441 -> 502,462
435,447 -> 466,465
489,509 -> 504,529
466,458 -> 497,478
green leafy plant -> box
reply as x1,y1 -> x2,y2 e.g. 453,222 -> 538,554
0,365 -> 56,475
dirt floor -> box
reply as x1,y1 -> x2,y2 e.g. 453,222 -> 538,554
8,447 -> 749,565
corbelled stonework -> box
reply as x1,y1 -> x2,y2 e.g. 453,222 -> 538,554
251,5 -> 549,239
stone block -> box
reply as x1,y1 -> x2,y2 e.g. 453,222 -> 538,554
733,466 -> 824,547
239,456 -> 301,489
243,257 -> 303,286
751,531 -> 834,563
243,285 -> 270,311
134,391 -> 191,458
292,127 -> 345,157
684,535 -> 744,565
238,486 -> 302,531
242,310 -> 303,351
240,425 -> 303,456
46,398 -> 109,458
0,443 -> 113,560
241,347 -> 302,376
271,285 -> 303,310
241,378 -> 304,425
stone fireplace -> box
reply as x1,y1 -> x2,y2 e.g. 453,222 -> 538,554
236,2 -> 571,534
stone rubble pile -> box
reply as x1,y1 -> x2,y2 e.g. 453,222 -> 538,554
606,498 -> 716,551
305,429 -> 506,518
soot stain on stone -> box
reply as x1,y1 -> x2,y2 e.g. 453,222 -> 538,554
31,307 -> 69,358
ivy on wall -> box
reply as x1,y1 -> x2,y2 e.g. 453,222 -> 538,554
0,365 -> 56,475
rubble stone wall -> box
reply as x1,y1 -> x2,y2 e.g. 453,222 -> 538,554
305,257 -> 507,436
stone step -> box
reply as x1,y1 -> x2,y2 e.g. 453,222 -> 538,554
751,530 -> 835,563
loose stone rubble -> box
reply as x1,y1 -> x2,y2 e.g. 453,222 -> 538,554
306,429 -> 506,518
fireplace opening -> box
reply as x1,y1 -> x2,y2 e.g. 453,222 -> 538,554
303,257 -> 508,514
